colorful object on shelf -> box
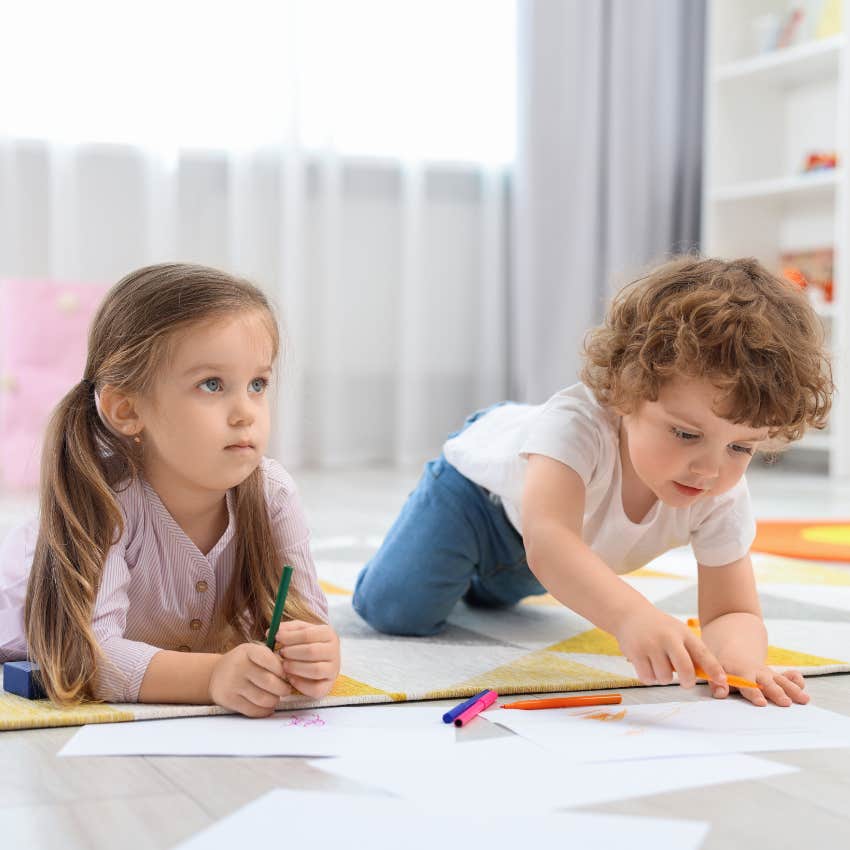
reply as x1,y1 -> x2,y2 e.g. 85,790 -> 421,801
776,7 -> 804,49
753,520 -> 850,562
803,151 -> 838,172
817,0 -> 843,39
781,247 -> 834,305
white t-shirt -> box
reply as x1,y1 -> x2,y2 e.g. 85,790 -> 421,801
443,383 -> 756,574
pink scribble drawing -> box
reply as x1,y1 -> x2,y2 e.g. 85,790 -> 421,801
283,713 -> 326,728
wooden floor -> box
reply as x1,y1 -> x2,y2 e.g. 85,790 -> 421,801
2,462 -> 850,848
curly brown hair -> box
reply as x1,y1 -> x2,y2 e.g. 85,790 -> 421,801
581,256 -> 833,443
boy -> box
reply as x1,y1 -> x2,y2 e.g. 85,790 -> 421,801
354,257 -> 832,707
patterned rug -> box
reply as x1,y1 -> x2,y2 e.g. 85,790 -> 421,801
753,519 -> 850,562
3,548 -> 850,731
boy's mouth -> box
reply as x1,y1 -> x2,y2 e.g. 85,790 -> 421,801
225,442 -> 255,452
673,481 -> 704,497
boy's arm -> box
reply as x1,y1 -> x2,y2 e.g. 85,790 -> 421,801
521,454 -> 645,632
697,555 -> 768,674
696,555 -> 809,706
522,454 -> 724,687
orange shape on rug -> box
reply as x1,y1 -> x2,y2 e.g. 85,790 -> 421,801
753,520 -> 850,563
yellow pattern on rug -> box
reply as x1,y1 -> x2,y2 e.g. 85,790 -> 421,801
0,692 -> 134,731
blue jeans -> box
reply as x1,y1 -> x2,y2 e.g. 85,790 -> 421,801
353,407 -> 546,636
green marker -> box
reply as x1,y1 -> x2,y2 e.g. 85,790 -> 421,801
266,565 -> 294,650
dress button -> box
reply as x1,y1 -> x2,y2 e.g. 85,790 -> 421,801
196,580 -> 208,593
178,645 -> 191,652
190,619 -> 203,631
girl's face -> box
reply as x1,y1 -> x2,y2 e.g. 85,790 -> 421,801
620,374 -> 768,508
136,310 -> 275,494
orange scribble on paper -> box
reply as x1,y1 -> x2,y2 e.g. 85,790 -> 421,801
580,709 -> 627,722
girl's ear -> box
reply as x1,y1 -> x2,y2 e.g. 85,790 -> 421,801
98,384 -> 143,437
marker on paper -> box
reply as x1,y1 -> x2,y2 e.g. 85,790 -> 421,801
454,690 -> 498,727
694,666 -> 763,691
442,689 -> 494,724
501,694 -> 622,710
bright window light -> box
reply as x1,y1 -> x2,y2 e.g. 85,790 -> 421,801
0,0 -> 515,163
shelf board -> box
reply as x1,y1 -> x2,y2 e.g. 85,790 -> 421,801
711,170 -> 840,203
714,35 -> 845,87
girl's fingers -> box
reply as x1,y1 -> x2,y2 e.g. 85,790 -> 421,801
246,643 -> 286,676
247,666 -> 293,698
282,659 -> 337,680
233,695 -> 275,719
239,681 -> 284,710
286,673 -> 334,699
276,623 -> 333,646
279,641 -> 336,662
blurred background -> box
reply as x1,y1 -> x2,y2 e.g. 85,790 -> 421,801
0,0 -> 846,497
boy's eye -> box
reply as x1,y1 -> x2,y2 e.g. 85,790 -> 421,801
199,378 -> 223,393
671,427 -> 699,441
730,444 -> 754,456
249,378 -> 268,393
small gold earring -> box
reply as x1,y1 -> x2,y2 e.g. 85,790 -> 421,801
133,435 -> 142,446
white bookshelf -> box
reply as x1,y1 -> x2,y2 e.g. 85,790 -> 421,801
703,1 -> 849,475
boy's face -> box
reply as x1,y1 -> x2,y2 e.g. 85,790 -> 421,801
135,310 -> 274,495
620,375 -> 768,508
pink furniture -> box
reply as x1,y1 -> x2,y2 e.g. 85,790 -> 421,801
0,281 -> 109,491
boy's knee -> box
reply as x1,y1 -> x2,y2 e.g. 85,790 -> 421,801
353,567 -> 446,637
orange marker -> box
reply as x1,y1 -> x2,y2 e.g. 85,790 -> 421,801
501,694 -> 622,710
694,666 -> 763,691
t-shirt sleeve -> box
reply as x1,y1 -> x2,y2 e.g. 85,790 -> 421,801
263,459 -> 329,623
519,391 -> 603,486
690,479 -> 756,567
91,520 -> 162,703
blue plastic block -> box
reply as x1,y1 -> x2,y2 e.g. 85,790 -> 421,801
2,660 -> 47,699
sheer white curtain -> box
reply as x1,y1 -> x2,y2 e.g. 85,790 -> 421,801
512,0 -> 706,402
0,0 -> 513,469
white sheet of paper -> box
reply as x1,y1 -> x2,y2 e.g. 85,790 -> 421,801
310,735 -> 797,813
493,699 -> 850,762
174,789 -> 710,850
58,704 -> 453,757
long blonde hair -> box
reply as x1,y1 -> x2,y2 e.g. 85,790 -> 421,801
25,263 -> 321,705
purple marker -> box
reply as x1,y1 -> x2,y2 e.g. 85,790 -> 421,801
442,689 -> 494,724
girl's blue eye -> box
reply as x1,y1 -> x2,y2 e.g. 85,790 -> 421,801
199,378 -> 222,393
730,444 -> 754,456
671,427 -> 699,441
249,378 -> 268,393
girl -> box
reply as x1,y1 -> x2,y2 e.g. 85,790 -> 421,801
354,256 -> 832,708
0,263 -> 340,716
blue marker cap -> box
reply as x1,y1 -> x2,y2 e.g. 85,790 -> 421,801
442,689 -> 493,724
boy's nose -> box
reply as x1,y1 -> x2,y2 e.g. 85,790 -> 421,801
689,450 -> 721,479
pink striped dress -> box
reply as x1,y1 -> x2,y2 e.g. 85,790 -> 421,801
0,457 -> 328,702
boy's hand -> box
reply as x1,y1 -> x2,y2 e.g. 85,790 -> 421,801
711,666 -> 809,708
209,643 -> 293,717
614,605 -> 726,689
275,620 -> 341,699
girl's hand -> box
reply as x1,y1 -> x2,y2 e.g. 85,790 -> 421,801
209,643 -> 293,717
275,620 -> 341,699
614,604 -> 726,689
711,667 -> 809,708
